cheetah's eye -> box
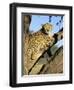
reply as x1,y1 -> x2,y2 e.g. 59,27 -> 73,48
46,30 -> 49,32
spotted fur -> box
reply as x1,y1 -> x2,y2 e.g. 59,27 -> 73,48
24,23 -> 54,74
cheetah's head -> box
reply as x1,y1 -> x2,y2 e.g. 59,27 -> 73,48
42,23 -> 53,35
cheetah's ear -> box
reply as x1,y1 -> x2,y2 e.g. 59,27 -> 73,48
41,24 -> 44,29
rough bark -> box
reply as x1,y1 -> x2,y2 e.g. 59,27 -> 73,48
40,47 -> 63,74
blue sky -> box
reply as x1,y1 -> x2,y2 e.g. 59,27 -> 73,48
29,15 -> 64,48
29,15 -> 63,33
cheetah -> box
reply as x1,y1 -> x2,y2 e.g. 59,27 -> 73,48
24,23 -> 54,74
